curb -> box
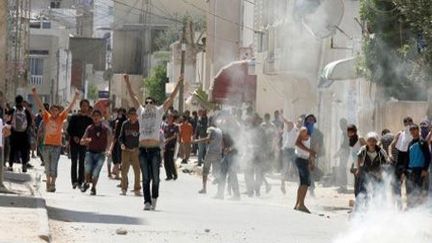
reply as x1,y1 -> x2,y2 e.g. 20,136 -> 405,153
35,195 -> 51,242
33,170 -> 51,242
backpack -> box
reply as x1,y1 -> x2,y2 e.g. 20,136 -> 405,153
11,108 -> 31,132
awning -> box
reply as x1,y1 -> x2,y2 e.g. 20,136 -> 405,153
321,57 -> 357,81
210,60 -> 257,104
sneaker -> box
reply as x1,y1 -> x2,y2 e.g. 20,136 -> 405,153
165,177 -> 172,181
144,202 -> 152,211
198,189 -> 206,194
50,186 -> 56,193
81,183 -> 90,193
173,175 -> 178,180
229,195 -> 241,201
265,184 -> 272,193
134,190 -> 142,196
213,194 -> 224,200
281,185 -> 286,195
26,163 -> 34,169
72,183 -> 79,189
120,190 -> 127,196
90,188 -> 96,196
151,198 -> 157,210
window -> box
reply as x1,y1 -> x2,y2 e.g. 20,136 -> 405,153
29,57 -> 44,85
50,0 -> 61,9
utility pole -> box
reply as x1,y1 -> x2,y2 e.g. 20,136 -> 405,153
0,0 -> 7,192
0,0 -> 7,96
178,19 -> 187,113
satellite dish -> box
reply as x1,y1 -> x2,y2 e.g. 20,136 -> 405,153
294,0 -> 345,39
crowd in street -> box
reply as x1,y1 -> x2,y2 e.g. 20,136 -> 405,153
0,75 -> 430,213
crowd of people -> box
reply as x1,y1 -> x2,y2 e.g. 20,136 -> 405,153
0,75 -> 430,213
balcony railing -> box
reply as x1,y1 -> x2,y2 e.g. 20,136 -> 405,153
29,75 -> 43,85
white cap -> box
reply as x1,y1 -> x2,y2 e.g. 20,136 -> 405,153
366,132 -> 379,142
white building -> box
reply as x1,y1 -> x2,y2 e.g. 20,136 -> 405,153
28,2 -> 77,106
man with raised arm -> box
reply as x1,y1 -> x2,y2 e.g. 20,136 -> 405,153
32,87 -> 80,192
124,74 -> 181,211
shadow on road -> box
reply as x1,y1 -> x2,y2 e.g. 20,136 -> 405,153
47,206 -> 147,225
0,195 -> 40,208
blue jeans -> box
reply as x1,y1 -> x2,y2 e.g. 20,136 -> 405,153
43,145 -> 61,177
84,152 -> 105,178
139,147 -> 161,204
197,143 -> 207,164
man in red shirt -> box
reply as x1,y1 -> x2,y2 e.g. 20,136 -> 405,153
179,115 -> 193,164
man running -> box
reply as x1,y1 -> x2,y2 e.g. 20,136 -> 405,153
407,124 -> 430,207
179,115 -> 193,164
355,132 -> 389,202
67,99 -> 93,189
119,108 -> 141,196
347,124 -> 366,197
111,108 -> 127,179
162,113 -> 179,181
193,119 -> 223,196
390,117 -> 414,195
124,74 -> 181,210
32,87 -> 80,192
281,117 -> 299,194
8,95 -> 33,172
80,110 -> 112,196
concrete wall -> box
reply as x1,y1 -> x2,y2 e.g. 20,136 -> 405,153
111,74 -> 144,108
375,101 -> 429,134
205,0 -> 241,92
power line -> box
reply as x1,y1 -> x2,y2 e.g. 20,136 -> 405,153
180,0 -> 257,32
110,0 -> 181,23
242,0 -> 255,5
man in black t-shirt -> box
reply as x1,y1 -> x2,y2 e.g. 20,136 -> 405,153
163,113 -> 179,180
67,99 -> 93,189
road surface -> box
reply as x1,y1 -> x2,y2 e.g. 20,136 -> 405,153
38,156 -> 351,243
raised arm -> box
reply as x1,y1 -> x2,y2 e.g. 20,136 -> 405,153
163,76 -> 182,111
124,74 -> 141,109
31,87 -> 47,113
64,89 -> 80,114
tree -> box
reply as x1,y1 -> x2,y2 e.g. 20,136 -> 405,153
359,0 -> 432,100
144,64 -> 167,104
87,83 -> 98,101
152,14 -> 206,52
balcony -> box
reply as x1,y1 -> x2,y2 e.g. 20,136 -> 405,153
29,75 -> 44,85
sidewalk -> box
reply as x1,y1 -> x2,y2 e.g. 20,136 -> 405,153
0,160 -> 50,243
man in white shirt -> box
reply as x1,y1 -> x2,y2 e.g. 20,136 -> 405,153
124,74 -> 181,211
280,117 -> 299,194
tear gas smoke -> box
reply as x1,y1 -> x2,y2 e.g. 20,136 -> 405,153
334,170 -> 432,243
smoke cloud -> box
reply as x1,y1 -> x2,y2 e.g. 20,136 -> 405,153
333,170 -> 432,243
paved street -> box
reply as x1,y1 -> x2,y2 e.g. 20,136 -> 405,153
37,156 -> 351,243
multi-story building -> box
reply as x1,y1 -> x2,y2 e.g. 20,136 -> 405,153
111,0 -> 206,107
27,0 -> 78,106
254,0 -> 366,176
204,0 -> 256,105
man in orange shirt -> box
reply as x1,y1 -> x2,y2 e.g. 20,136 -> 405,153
32,87 -> 80,192
179,115 -> 194,164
